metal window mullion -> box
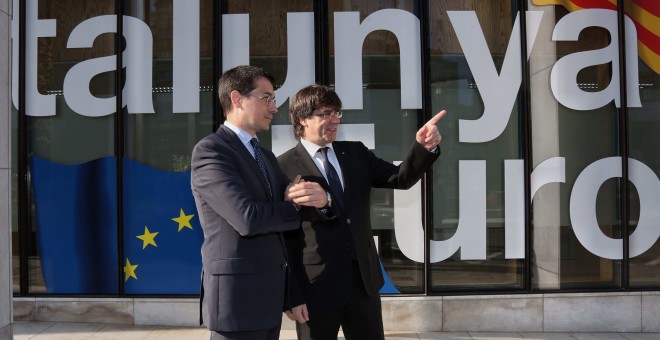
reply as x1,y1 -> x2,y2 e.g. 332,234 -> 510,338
314,0 -> 329,85
416,0 -> 433,296
516,0 -> 533,293
18,0 -> 29,296
617,0 -> 629,291
214,0 -> 227,130
115,0 -> 125,297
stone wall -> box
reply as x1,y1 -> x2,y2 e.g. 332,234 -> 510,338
13,293 -> 660,332
0,0 -> 13,337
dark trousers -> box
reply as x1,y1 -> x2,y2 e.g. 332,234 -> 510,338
211,326 -> 281,340
296,262 -> 385,340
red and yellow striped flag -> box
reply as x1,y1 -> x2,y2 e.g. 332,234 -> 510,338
532,0 -> 660,74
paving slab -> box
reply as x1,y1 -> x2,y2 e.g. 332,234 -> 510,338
8,322 -> 660,340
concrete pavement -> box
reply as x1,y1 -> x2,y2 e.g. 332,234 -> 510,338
5,321 -> 660,340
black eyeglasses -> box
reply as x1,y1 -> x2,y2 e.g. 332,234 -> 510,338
249,94 -> 277,106
311,110 -> 342,119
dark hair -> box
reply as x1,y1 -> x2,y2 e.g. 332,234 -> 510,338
289,84 -> 342,139
217,65 -> 276,116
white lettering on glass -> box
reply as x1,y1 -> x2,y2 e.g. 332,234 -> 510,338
221,14 -> 249,72
570,157 -> 660,259
221,13 -> 315,108
393,155 -> 660,262
551,9 -> 641,110
448,11 -> 543,143
505,159 -> 525,259
334,9 -> 422,110
12,5 -> 660,262
12,0 -> 57,116
274,13 -> 315,108
393,170 -> 425,263
63,15 -> 155,116
173,0 -> 200,113
394,160 -> 487,262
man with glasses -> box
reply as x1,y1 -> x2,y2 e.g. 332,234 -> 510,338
277,84 -> 446,340
191,66 -> 331,340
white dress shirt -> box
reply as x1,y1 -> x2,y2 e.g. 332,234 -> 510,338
300,138 -> 345,189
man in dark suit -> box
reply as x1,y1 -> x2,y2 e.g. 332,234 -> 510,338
277,84 -> 446,340
191,66 -> 331,340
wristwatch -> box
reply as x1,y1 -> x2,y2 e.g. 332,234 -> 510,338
325,191 -> 332,208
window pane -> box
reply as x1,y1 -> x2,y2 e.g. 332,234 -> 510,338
627,1 -> 660,288
528,1 -> 621,290
122,0 -> 214,294
228,0 -> 314,150
328,0 -> 423,294
124,0 -> 214,170
27,0 -> 118,294
429,0 -> 524,292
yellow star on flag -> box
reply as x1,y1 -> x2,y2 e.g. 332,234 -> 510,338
172,208 -> 194,232
136,226 -> 159,249
124,258 -> 138,282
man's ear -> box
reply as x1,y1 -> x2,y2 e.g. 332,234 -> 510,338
230,90 -> 242,109
299,116 -> 307,127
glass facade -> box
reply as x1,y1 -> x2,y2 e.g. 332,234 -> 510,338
328,0 -> 423,293
627,0 -> 660,288
428,0 -> 524,292
529,1 -> 623,290
26,0 -> 118,294
10,0 -> 660,296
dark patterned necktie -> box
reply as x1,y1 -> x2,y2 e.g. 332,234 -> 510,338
318,147 -> 345,209
319,147 -> 354,258
250,138 -> 270,185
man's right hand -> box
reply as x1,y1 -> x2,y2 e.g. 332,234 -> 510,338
286,180 -> 328,209
285,304 -> 309,324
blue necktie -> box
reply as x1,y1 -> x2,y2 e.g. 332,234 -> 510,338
319,147 -> 345,209
250,138 -> 270,186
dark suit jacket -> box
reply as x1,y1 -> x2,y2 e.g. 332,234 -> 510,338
277,140 -> 439,315
190,125 -> 302,332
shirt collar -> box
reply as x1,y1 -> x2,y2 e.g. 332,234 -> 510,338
224,121 -> 257,147
300,138 -> 334,158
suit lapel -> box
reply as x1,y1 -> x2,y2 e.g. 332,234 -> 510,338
217,125 -> 272,199
292,142 -> 351,212
295,142 -> 351,210
294,142 -> 324,178
294,142 -> 351,211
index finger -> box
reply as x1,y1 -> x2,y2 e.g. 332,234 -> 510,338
425,110 -> 447,126
292,175 -> 302,184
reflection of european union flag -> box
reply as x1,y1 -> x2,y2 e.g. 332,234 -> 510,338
123,158 -> 202,294
380,262 -> 400,294
30,156 -> 118,294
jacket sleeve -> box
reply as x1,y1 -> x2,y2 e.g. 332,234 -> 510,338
367,140 -> 440,190
191,137 -> 301,237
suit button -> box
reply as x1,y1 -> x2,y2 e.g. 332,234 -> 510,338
281,263 -> 288,270
346,218 -> 351,224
